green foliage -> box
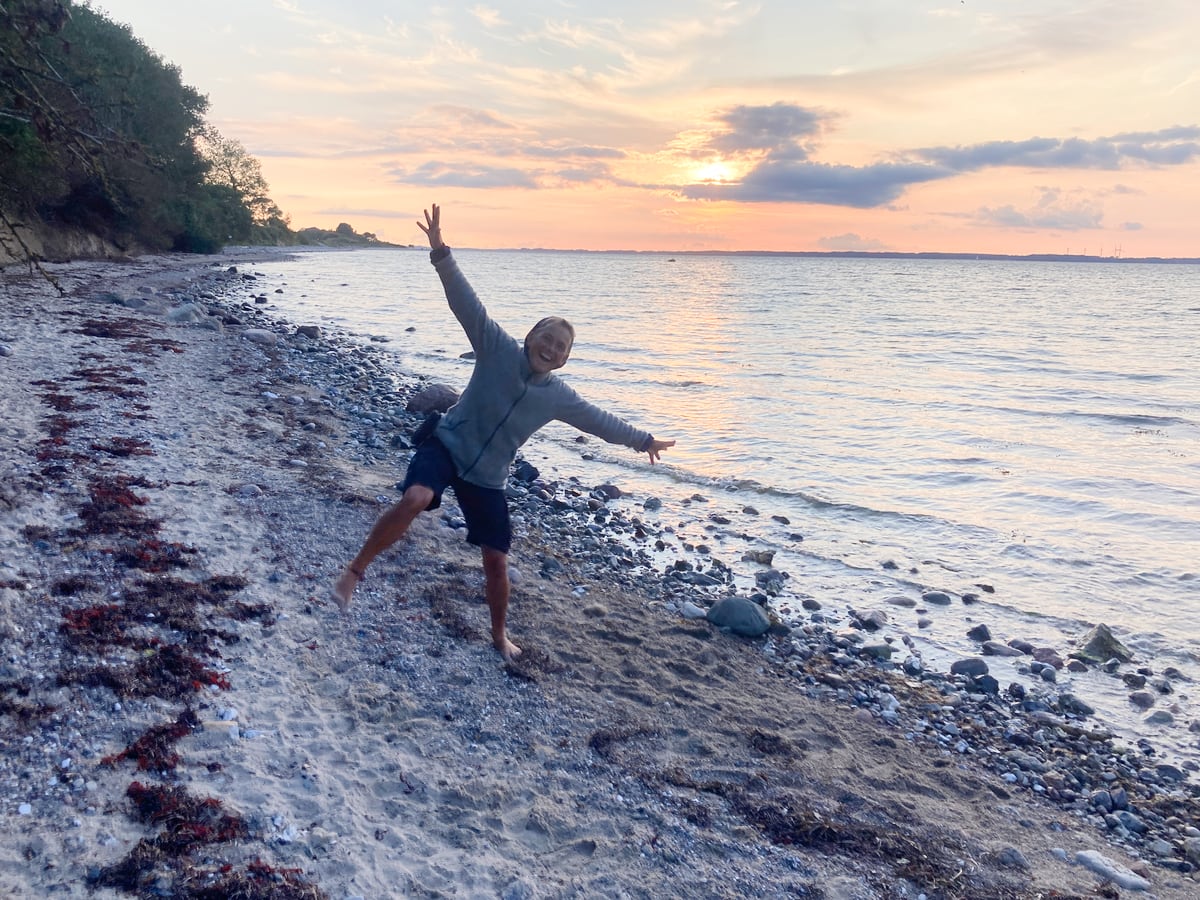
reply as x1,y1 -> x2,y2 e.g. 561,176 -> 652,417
294,226 -> 394,247
1,0 -> 296,261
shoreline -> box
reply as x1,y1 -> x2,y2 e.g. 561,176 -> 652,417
1,252 -> 1198,898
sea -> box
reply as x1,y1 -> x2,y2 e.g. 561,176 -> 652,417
239,246 -> 1200,765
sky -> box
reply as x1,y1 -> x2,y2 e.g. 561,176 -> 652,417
89,0 -> 1200,256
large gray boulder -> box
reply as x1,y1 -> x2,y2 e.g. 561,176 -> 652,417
706,596 -> 770,638
407,383 -> 460,413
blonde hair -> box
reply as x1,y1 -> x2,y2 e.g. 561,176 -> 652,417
525,316 -> 575,349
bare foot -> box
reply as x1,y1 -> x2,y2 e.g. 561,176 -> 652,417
332,565 -> 362,612
495,635 -> 522,660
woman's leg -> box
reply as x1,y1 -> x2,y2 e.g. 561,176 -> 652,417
481,545 -> 519,659
333,484 -> 434,610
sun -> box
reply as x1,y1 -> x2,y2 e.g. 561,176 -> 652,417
691,158 -> 737,183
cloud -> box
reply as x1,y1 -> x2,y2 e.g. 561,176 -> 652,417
915,127 -> 1200,172
555,163 -> 616,184
431,105 -> 516,130
683,159 -> 948,207
706,102 -> 823,156
470,6 -> 506,29
388,161 -> 538,189
975,189 -> 1104,230
675,107 -> 1200,209
523,144 -> 626,160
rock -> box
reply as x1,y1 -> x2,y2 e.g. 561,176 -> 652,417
1070,623 -> 1132,665
511,459 -> 539,483
594,483 -> 622,500
754,569 -> 788,595
243,328 -> 277,346
996,847 -> 1029,870
407,383 -> 460,413
1129,691 -> 1156,710
167,302 -> 208,324
642,497 -> 663,511
950,658 -> 988,678
1057,693 -> 1094,716
885,595 -> 916,608
1073,850 -> 1151,891
860,643 -> 894,661
0,344 -> 12,357
742,549 -> 775,566
982,640 -> 1024,657
706,596 -> 770,638
294,325 -> 321,339
1184,837 -> 1200,866
1032,648 -> 1064,668
850,608 -> 888,631
921,590 -> 953,605
971,674 -> 1000,694
967,624 -> 992,642
680,601 -> 708,620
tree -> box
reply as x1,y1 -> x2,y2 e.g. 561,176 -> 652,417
196,128 -> 279,223
2,1 -> 297,267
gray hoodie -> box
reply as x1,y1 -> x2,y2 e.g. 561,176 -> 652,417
431,249 -> 653,490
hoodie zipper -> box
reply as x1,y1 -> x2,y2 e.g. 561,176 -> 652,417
460,376 -> 531,480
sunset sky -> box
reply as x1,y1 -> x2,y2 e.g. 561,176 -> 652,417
91,0 -> 1199,257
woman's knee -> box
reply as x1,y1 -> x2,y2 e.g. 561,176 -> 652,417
400,484 -> 435,512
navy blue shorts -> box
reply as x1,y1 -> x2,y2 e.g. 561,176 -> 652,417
401,435 -> 512,554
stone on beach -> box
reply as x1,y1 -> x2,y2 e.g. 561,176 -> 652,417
706,595 -> 770,637
1074,850 -> 1151,891
1071,623 -> 1133,665
406,382 -> 460,413
243,327 -> 278,346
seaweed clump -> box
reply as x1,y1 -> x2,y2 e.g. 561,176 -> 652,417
90,784 -> 327,899
102,708 -> 202,772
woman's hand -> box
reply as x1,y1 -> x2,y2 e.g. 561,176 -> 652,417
646,438 -> 676,464
417,204 -> 444,249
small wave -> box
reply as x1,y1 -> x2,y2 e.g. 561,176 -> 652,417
1063,410 -> 1189,428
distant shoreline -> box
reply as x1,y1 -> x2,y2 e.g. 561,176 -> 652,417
248,242 -> 1200,265
490,247 -> 1200,265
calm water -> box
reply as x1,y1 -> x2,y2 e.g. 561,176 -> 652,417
244,247 -> 1200,759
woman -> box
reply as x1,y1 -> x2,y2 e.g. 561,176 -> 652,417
334,204 -> 675,659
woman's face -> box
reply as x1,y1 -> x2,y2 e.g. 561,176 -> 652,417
526,322 -> 573,374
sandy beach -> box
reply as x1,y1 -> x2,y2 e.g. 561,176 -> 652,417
1,251 -> 1197,899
